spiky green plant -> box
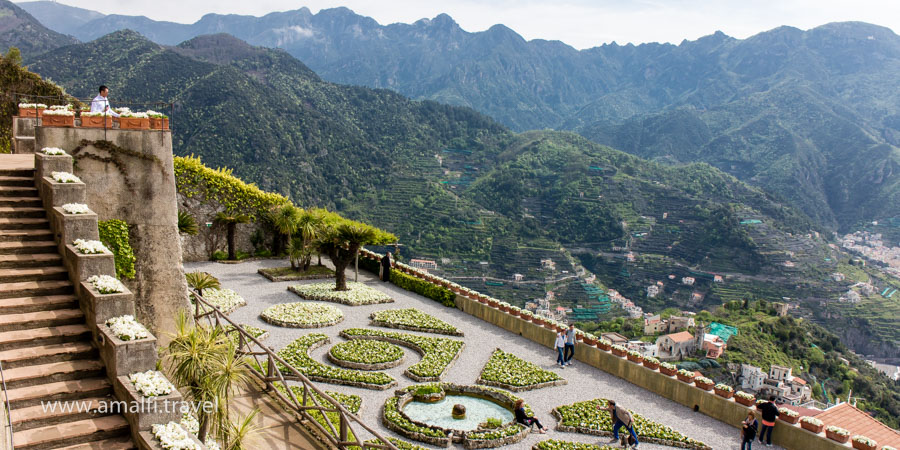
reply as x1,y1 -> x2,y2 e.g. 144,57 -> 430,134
185,271 -> 220,296
178,210 -> 199,235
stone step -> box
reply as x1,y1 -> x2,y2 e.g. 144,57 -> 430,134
0,206 -> 46,219
10,395 -> 116,431
0,253 -> 63,269
0,279 -> 73,300
4,359 -> 104,389
55,435 -> 136,450
0,324 -> 91,351
0,266 -> 69,283
13,415 -> 130,450
0,307 -> 82,332
0,196 -> 42,207
0,176 -> 36,187
0,169 -> 34,177
6,377 -> 111,409
0,228 -> 54,242
0,294 -> 78,315
0,341 -> 96,369
0,186 -> 39,197
0,217 -> 49,230
0,240 -> 56,255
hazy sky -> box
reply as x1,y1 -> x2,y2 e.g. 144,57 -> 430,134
24,0 -> 900,49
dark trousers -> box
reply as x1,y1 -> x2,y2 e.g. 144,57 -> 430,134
759,424 -> 774,445
741,437 -> 753,450
557,347 -> 565,365
613,419 -> 639,445
564,343 -> 575,362
519,417 -> 543,430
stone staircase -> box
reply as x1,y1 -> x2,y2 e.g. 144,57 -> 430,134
0,168 -> 134,449
12,118 -> 36,154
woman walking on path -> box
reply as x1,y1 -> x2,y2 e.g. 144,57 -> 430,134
514,399 -> 548,433
741,411 -> 758,450
555,331 -> 566,367
758,396 -> 779,447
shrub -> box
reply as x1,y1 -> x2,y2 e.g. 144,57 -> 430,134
359,257 -> 455,307
98,219 -> 135,279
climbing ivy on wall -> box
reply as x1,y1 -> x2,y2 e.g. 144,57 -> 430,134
98,219 -> 136,280
174,154 -> 290,220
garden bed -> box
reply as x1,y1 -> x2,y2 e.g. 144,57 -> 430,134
260,302 -> 345,328
552,398 -> 710,450
192,288 -> 246,315
288,282 -> 394,306
258,265 -> 335,281
370,308 -> 463,336
341,328 -> 464,382
532,440 -> 618,450
275,334 -> 396,390
476,348 -> 566,392
327,339 -> 406,370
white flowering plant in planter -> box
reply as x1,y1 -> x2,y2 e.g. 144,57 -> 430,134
80,111 -> 113,117
120,111 -> 150,118
49,104 -> 73,110
659,362 -> 677,371
129,370 -> 176,397
714,383 -> 733,392
735,391 -> 755,400
87,274 -> 125,294
611,344 -> 627,353
695,376 -> 713,385
778,407 -> 798,418
626,350 -> 643,358
61,203 -> 91,215
826,426 -> 849,436
42,109 -> 75,116
51,171 -> 81,183
151,422 -> 202,450
18,102 -> 48,109
852,435 -> 876,446
677,369 -> 695,378
146,110 -> 169,118
106,315 -> 149,341
72,238 -> 109,254
800,416 -> 822,426
41,147 -> 67,155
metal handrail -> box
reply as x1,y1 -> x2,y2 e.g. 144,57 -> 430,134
0,360 -> 14,449
7,91 -> 173,110
190,290 -> 397,450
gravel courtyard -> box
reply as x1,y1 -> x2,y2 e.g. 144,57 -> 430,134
187,259 -> 772,450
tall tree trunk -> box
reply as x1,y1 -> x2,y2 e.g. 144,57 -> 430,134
227,223 -> 236,260
334,262 -> 348,290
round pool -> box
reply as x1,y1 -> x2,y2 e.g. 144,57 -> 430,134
401,394 -> 513,431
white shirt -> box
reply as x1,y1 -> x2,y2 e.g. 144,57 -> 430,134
555,334 -> 566,348
90,94 -> 120,117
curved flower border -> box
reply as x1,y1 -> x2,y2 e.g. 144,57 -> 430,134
476,348 -> 566,392
275,333 -> 396,390
369,308 -> 463,336
340,328 -> 464,382
327,339 -> 406,370
288,282 -> 393,306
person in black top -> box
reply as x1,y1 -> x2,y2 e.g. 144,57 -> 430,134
380,252 -> 392,282
758,396 -> 779,447
741,411 -> 758,450
514,399 -> 548,434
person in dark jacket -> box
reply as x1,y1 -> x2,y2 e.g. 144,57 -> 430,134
514,399 -> 548,433
741,411 -> 758,450
601,399 -> 639,448
380,252 -> 392,282
758,396 -> 779,447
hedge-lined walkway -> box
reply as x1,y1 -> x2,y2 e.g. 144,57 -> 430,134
187,259 -> 762,450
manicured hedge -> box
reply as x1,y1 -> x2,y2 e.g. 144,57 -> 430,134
360,258 -> 455,307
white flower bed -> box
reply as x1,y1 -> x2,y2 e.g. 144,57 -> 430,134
276,333 -> 396,388
288,282 -> 393,306
120,111 -> 150,118
151,422 -> 201,450
41,147 -> 67,155
106,315 -> 149,341
42,109 -> 75,116
370,308 -> 462,336
199,288 -> 246,315
260,302 -> 344,328
341,328 -> 464,381
477,348 -> 565,391
329,339 -> 404,365
72,238 -> 109,254
129,370 -> 175,397
87,274 -> 125,294
18,102 -> 47,109
61,203 -> 91,215
51,171 -> 81,183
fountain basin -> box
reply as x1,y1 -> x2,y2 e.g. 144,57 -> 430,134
403,395 -> 511,431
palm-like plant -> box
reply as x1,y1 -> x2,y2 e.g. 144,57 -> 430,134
296,210 -> 324,271
221,409 -> 260,450
286,236 -> 305,271
178,210 -> 199,235
318,223 -> 378,291
267,204 -> 300,262
185,271 -> 220,296
214,212 -> 251,260
211,340 -> 255,447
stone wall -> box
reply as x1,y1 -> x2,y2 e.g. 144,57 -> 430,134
35,126 -> 191,343
177,191 -> 262,261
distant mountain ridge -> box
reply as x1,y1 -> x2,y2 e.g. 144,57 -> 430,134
0,0 -> 76,59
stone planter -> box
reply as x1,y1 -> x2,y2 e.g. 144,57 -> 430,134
49,207 -> 99,255
800,420 -> 824,434
149,117 -> 169,130
659,366 -> 677,376
97,324 -> 156,382
137,424 -> 206,450
626,353 -> 643,363
115,375 -> 182,430
63,244 -> 116,297
119,117 -> 150,130
40,177 -> 86,209
508,309 -> 520,318
582,336 -> 597,346
532,317 -> 545,327
676,373 -> 694,383
851,439 -> 877,450
735,395 -> 755,407
714,387 -> 733,399
18,107 -> 42,118
80,115 -> 113,128
611,347 -> 627,357
643,360 -> 659,370
81,282 -> 136,339
597,341 -> 611,351
41,114 -> 75,127
825,429 -> 850,444
695,380 -> 714,391
778,412 -> 800,425
34,153 -> 73,187
498,304 -> 510,313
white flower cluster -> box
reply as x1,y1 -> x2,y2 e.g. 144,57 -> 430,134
800,416 -> 822,426
735,391 -> 755,400
370,308 -> 462,335
695,376 -> 713,385
826,425 -> 849,436
87,274 -> 125,294
288,282 -> 393,306
151,422 -> 202,450
51,171 -> 81,183
120,111 -> 150,118
146,110 -> 168,118
479,348 -> 563,387
778,407 -> 798,418
714,383 -> 733,392
18,102 -> 47,109
42,109 -> 75,116
260,302 -> 344,327
106,315 -> 149,341
341,328 -> 464,379
659,361 -> 677,371
80,111 -> 110,117
41,147 -> 67,155
73,238 -> 109,254
852,435 -> 876,446
49,104 -> 73,110
180,412 -> 199,434
677,369 -> 695,378
129,370 -> 176,397
61,203 -> 91,215
199,288 -> 246,315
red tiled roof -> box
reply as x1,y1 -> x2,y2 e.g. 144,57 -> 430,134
664,331 -> 694,343
776,404 -> 822,418
815,403 -> 900,448
791,377 -> 807,385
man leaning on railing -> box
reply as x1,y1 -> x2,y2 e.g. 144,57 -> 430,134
91,85 -> 120,117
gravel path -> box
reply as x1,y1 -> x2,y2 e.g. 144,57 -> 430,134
188,259 -> 775,450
